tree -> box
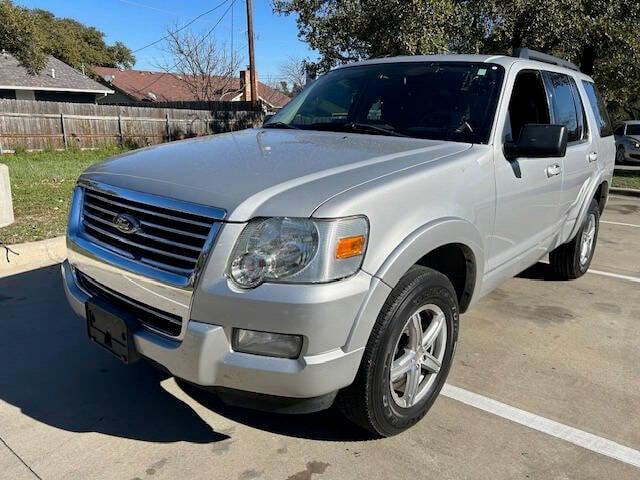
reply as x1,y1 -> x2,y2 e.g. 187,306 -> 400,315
278,55 -> 308,94
273,0 -> 461,72
158,28 -> 241,102
0,0 -> 135,73
0,0 -> 45,74
274,0 -> 640,121
462,0 -> 640,121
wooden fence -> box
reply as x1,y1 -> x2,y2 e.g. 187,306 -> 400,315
0,99 -> 264,153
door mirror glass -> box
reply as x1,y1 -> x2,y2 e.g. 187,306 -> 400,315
504,124 -> 568,160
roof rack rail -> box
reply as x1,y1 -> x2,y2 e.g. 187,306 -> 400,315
512,48 -> 580,72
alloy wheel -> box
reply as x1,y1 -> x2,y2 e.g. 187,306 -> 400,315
389,304 -> 447,408
579,213 -> 596,267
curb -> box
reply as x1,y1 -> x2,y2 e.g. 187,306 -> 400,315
0,236 -> 66,278
610,187 -> 640,198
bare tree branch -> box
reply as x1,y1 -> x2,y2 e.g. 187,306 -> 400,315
156,27 -> 242,101
278,55 -> 307,94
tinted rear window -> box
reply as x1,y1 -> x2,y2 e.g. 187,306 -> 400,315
546,73 -> 581,142
582,81 -> 612,137
626,124 -> 640,136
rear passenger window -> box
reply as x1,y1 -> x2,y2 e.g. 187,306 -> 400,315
582,81 -> 613,137
545,73 -> 581,142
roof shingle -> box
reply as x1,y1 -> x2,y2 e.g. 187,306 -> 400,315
91,66 -> 291,108
0,53 -> 112,94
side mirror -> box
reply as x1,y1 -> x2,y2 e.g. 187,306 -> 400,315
504,124 -> 568,160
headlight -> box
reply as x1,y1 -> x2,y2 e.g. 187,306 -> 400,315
228,216 -> 368,288
633,142 -> 640,149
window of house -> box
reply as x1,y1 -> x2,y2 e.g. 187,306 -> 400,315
0,89 -> 16,100
507,70 -> 550,142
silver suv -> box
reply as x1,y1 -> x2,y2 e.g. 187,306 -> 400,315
63,50 -> 614,437
614,120 -> 640,164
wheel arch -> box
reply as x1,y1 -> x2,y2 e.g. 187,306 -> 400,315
343,217 -> 483,353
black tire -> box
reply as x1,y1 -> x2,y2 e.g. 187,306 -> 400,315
615,146 -> 625,165
549,199 -> 600,280
337,265 -> 459,437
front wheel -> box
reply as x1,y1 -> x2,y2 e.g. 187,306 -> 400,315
337,266 -> 459,437
549,198 -> 600,280
615,146 -> 625,165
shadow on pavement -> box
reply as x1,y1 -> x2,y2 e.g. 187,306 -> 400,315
177,381 -> 373,442
0,264 -> 227,444
1,264 -> 371,444
516,262 -> 559,281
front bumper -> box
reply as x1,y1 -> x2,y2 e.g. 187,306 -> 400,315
63,258 -> 372,399
623,150 -> 640,163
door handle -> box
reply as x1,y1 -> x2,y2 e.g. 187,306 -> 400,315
588,152 -> 598,162
546,164 -> 562,178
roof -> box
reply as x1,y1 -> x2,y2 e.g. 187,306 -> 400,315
91,66 -> 291,108
334,54 -> 594,81
0,52 -> 113,94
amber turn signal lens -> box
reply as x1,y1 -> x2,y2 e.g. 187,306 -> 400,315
335,235 -> 366,259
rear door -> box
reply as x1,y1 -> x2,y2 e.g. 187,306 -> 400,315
581,80 -> 615,171
542,71 -> 595,240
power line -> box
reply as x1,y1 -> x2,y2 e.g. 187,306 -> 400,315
118,0 -> 178,16
132,0 -> 232,53
134,0 -> 238,94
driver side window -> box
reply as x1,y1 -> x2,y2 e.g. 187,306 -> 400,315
506,70 -> 550,143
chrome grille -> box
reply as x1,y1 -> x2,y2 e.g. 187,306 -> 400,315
77,271 -> 182,337
79,184 -> 223,277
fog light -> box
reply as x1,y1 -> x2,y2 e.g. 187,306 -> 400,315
232,329 -> 302,359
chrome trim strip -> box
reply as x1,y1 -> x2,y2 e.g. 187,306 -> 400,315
83,212 -> 202,252
84,192 -> 214,228
82,221 -> 201,263
84,203 -> 209,240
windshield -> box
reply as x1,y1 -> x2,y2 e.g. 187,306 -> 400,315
626,124 -> 640,136
265,62 -> 505,144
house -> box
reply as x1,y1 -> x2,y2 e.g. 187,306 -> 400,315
92,67 -> 291,109
0,52 -> 113,103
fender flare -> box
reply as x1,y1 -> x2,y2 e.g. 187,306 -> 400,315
567,172 -> 610,242
344,217 -> 484,352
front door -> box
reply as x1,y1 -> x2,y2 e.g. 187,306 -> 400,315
488,68 -> 564,280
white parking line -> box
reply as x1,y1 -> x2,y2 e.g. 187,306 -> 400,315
588,268 -> 640,284
442,384 -> 640,469
602,220 -> 640,229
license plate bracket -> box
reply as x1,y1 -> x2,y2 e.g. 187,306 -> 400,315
86,298 -> 141,364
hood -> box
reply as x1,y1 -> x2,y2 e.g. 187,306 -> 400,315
82,129 -> 471,221
626,135 -> 640,143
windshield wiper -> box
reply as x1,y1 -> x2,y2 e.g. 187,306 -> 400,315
346,122 -> 409,137
262,121 -> 299,129
305,122 -> 408,137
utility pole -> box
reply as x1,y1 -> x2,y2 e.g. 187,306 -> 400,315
245,0 -> 259,105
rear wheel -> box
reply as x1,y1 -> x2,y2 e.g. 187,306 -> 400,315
549,198 -> 600,280
338,266 -> 459,437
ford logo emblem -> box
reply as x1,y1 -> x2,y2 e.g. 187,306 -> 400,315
113,213 -> 140,234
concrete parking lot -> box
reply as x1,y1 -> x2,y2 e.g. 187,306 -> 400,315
1,195 -> 639,480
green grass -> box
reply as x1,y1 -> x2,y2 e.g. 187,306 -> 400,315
612,170 -> 640,190
1,148 -> 126,244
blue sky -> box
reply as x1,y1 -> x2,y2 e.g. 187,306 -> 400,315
15,0 -> 315,82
